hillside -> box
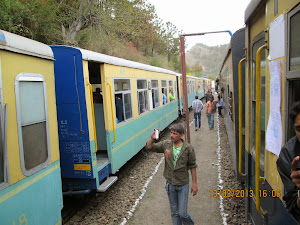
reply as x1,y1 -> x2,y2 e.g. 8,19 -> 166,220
186,43 -> 229,78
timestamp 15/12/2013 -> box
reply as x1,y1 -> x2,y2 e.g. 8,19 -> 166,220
209,189 -> 281,198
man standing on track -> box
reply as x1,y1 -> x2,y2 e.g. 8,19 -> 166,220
146,124 -> 198,225
192,96 -> 204,131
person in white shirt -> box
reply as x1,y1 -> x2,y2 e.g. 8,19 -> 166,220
192,96 -> 204,131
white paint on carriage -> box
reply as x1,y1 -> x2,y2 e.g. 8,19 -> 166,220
0,30 -> 54,60
80,48 -> 177,75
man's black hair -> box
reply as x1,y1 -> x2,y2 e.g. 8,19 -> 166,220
170,124 -> 185,135
195,96 -> 198,99
290,101 -> 300,124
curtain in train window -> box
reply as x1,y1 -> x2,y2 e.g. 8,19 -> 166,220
251,35 -> 266,173
114,79 -> 132,123
15,74 -> 50,175
137,80 -> 148,115
151,80 -> 160,108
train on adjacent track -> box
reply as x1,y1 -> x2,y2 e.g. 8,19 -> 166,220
0,30 -> 210,224
220,0 -> 300,224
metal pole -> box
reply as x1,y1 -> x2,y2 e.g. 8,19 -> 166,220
179,30 -> 232,143
180,35 -> 190,143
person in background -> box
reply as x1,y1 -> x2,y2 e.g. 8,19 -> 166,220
162,89 -> 167,105
192,96 -> 204,131
217,95 -> 223,117
206,96 -> 213,130
169,89 -> 175,102
215,77 -> 219,92
146,124 -> 198,225
277,101 -> 300,223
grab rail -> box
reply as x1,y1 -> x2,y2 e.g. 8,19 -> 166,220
107,83 -> 116,143
238,57 -> 246,177
89,84 -> 98,154
255,44 -> 268,216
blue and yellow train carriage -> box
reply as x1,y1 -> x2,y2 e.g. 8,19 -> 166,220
0,31 -> 62,224
50,46 -> 179,192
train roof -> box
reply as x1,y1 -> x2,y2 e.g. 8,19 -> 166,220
244,0 -> 266,23
0,30 -> 54,60
50,45 -> 177,76
80,48 -> 177,75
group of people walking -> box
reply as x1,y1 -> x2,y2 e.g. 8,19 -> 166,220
192,90 -> 222,131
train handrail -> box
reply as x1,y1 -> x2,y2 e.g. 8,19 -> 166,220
238,57 -> 246,177
107,83 -> 116,143
255,44 -> 268,216
89,84 -> 98,154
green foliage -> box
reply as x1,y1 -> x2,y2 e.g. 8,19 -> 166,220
0,0 -> 182,71
186,43 -> 229,77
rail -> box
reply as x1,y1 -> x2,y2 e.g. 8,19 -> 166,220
255,44 -> 268,216
238,57 -> 246,177
107,83 -> 116,143
89,84 -> 98,154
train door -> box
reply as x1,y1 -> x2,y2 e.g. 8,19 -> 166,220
88,62 -> 109,171
248,31 -> 267,223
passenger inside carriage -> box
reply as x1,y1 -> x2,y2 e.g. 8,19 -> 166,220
277,101 -> 300,222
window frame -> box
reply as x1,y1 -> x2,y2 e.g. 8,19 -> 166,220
113,78 -> 133,124
136,79 -> 149,115
151,79 -> 160,109
15,73 -> 51,176
286,3 -> 300,79
161,80 -> 168,105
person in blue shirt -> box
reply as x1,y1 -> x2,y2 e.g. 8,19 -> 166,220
162,89 -> 167,105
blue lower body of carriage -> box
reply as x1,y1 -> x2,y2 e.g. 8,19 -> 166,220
108,101 -> 179,174
59,101 -> 179,191
0,161 -> 63,225
179,93 -> 196,113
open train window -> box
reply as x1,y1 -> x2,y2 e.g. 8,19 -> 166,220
169,80 -> 175,101
15,73 -> 50,176
250,31 -> 266,173
161,80 -> 168,104
114,78 -> 133,123
137,79 -> 149,115
286,4 -> 300,141
151,80 -> 160,109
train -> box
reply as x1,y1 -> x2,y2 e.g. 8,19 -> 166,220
220,0 -> 300,224
0,30 -> 210,224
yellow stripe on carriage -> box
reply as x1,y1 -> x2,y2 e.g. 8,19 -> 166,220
112,108 -> 177,154
0,163 -> 60,203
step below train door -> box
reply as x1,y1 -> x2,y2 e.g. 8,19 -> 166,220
88,61 -> 117,192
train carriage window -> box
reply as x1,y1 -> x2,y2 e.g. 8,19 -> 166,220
15,74 -> 50,175
286,5 -> 300,140
114,79 -> 133,123
0,109 -> 3,184
250,33 -> 266,173
169,80 -> 175,101
151,80 -> 160,109
137,79 -> 149,115
161,80 -> 168,104
288,5 -> 300,73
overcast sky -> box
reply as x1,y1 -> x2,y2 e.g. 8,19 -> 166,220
146,0 -> 251,50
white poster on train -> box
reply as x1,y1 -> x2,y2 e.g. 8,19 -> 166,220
266,111 -> 282,156
269,60 -> 282,109
268,14 -> 284,60
266,59 -> 282,156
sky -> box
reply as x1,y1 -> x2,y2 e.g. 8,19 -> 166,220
146,0 -> 251,50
